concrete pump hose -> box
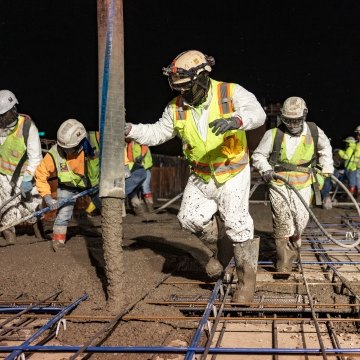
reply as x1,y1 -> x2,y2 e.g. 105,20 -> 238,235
273,174 -> 360,249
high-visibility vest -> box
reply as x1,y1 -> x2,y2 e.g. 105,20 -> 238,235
49,144 -> 98,188
339,143 -> 358,171
270,126 -> 324,190
127,141 -> 153,170
171,79 -> 248,184
0,115 -> 30,176
87,131 -> 100,186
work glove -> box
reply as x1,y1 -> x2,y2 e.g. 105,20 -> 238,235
209,116 -> 242,136
262,169 -> 276,183
20,174 -> 33,201
125,123 -> 132,136
134,155 -> 144,165
43,195 -> 58,211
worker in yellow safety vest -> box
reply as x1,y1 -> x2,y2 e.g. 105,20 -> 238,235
0,89 -> 43,246
252,97 -> 333,277
125,50 -> 266,304
35,119 -> 98,252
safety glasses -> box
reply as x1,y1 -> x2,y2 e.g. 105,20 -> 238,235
281,116 -> 303,128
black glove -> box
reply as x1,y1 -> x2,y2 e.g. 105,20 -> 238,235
134,155 -> 144,164
262,169 -> 276,183
209,117 -> 242,136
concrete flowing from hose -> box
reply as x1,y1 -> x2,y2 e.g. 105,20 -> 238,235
273,174 -> 360,249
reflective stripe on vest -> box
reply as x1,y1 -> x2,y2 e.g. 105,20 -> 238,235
271,127 -> 319,190
0,116 -> 27,176
172,79 -> 248,184
49,145 -> 88,188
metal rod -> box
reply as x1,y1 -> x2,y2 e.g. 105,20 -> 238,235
0,291 -> 62,329
0,345 -> 360,355
6,293 -> 88,360
69,273 -> 171,360
297,250 -> 328,360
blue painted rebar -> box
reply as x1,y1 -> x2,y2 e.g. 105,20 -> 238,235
258,260 -> 360,265
6,293 -> 88,360
0,307 -> 63,314
0,345 -> 360,355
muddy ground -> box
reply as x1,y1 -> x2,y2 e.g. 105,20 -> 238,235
0,192 -> 358,359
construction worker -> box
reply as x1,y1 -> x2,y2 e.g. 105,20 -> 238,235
0,89 -> 42,245
35,119 -> 99,251
252,97 -> 333,277
126,140 -> 154,214
338,136 -> 358,195
85,133 -> 147,216
125,50 -> 266,303
321,148 -> 344,209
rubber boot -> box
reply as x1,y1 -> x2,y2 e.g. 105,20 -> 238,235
52,225 -> 67,252
130,195 -> 147,217
198,218 -> 220,257
231,237 -> 260,304
2,229 -> 16,246
322,196 -> 332,210
186,234 -> 224,279
349,186 -> 356,195
143,193 -> 154,213
275,237 -> 297,278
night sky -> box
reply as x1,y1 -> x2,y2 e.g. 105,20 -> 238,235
1,0 -> 359,154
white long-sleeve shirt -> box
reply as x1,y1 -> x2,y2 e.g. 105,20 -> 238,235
251,122 -> 334,175
0,118 -> 42,177
127,80 -> 266,146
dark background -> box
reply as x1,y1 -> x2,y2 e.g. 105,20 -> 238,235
0,0 -> 359,154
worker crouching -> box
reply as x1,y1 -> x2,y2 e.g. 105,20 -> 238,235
252,97 -> 334,277
35,119 -> 99,251
0,90 -> 43,245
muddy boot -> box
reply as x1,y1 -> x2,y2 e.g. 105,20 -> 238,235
130,195 -> 147,217
274,237 -> 297,278
322,196 -> 332,210
52,226 -> 67,252
198,218 -> 220,256
232,237 -> 260,304
2,229 -> 16,246
143,193 -> 154,213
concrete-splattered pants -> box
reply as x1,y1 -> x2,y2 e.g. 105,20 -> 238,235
269,184 -> 312,239
178,165 -> 254,243
0,174 -> 41,232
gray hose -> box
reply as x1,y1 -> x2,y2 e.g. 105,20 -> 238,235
274,174 -> 360,249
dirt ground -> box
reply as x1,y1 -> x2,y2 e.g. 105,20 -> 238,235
0,195 -> 357,359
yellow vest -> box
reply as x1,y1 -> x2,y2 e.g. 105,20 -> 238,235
172,79 -> 248,184
0,115 -> 28,176
271,127 -> 323,190
49,145 -> 89,188
87,131 -> 100,186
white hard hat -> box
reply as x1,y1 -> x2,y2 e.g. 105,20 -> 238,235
57,119 -> 86,148
0,90 -> 18,115
281,97 -> 308,119
162,50 -> 214,89
355,125 -> 360,133
344,136 -> 356,143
